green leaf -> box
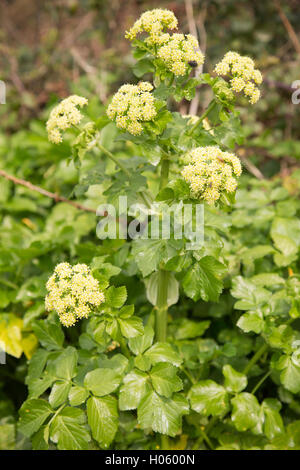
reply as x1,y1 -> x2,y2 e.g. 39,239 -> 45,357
175,319 -> 210,340
232,276 -> 271,310
277,355 -> 300,393
84,368 -> 122,396
189,380 -> 229,417
133,58 -> 155,78
231,393 -> 260,432
105,286 -> 127,308
47,346 -> 78,381
19,399 -> 53,438
49,381 -> 71,408
137,391 -> 188,437
68,386 -> 89,406
150,363 -> 183,398
132,239 -> 178,277
50,407 -> 90,450
182,257 -> 225,302
144,342 -> 182,367
0,423 -> 15,450
128,325 -> 154,355
32,425 -> 49,450
87,396 -> 118,449
237,312 -> 265,334
32,319 -> 64,351
223,365 -> 247,393
262,399 -> 284,440
119,369 -> 150,410
118,316 -> 144,338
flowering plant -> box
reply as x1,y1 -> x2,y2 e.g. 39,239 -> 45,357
16,9 -> 299,452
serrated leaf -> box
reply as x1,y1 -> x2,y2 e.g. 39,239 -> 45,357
47,346 -> 78,381
68,386 -> 89,406
189,380 -> 229,417
119,369 -> 149,410
87,396 -> 118,449
137,391 -> 188,437
32,319 -> 64,351
262,399 -> 284,440
105,286 -> 127,308
84,368 -> 122,396
231,393 -> 260,432
144,342 -> 182,367
223,365 -> 247,393
150,363 -> 183,398
50,407 -> 90,450
49,381 -> 71,408
118,316 -> 144,338
19,399 -> 53,438
237,312 -> 265,334
182,257 -> 225,302
128,325 -> 154,355
175,319 -> 210,340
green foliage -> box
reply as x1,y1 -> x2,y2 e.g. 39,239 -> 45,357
1,4 -> 300,452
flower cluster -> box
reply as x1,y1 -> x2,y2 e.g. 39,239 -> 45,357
107,82 -> 157,135
182,146 -> 242,205
214,52 -> 262,104
125,9 -> 178,45
45,263 -> 105,327
157,33 -> 204,76
46,95 -> 88,144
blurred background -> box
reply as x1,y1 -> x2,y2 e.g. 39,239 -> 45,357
0,0 -> 299,177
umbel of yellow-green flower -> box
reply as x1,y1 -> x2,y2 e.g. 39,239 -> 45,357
182,146 -> 242,205
157,33 -> 205,76
214,51 -> 262,104
45,262 -> 105,327
126,9 -> 205,77
125,9 -> 178,45
107,82 -> 157,135
46,95 -> 88,144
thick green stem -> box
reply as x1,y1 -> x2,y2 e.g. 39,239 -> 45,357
187,100 -> 217,136
160,158 -> 170,190
155,269 -> 168,342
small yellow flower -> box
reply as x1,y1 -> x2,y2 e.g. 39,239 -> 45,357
157,33 -> 204,77
46,95 -> 88,143
125,9 -> 178,45
214,51 -> 262,104
45,262 -> 105,327
107,82 -> 157,135
182,146 -> 242,205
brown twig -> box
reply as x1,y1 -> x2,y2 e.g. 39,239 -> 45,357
274,1 -> 300,55
185,0 -> 207,116
70,48 -> 107,103
0,169 -> 96,213
238,154 -> 264,180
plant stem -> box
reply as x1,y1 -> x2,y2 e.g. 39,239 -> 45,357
119,337 -> 131,359
187,100 -> 217,136
243,343 -> 269,376
97,142 -> 131,178
251,370 -> 271,395
160,435 -> 169,450
160,158 -> 170,190
155,269 -> 168,342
